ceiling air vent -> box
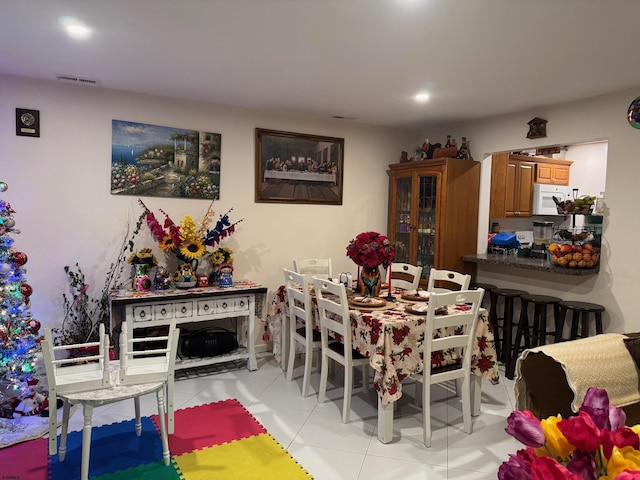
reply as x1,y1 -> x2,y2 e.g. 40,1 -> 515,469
55,74 -> 100,85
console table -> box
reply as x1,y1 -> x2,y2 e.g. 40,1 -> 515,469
109,281 -> 267,372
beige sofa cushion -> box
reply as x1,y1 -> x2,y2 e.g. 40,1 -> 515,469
515,333 -> 640,417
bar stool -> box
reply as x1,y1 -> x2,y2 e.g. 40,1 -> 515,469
489,288 -> 528,375
506,294 -> 562,379
556,300 -> 605,342
470,282 -> 497,310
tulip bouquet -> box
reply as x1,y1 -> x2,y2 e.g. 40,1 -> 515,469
500,387 -> 640,480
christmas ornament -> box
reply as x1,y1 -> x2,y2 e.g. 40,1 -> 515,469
4,218 -> 15,229
20,284 -> 33,297
0,182 -> 7,192
27,318 -> 40,334
11,251 -> 27,266
0,263 -> 11,274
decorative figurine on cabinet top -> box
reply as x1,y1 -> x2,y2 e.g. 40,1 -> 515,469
218,262 -> 233,288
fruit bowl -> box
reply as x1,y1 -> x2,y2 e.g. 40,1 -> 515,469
554,196 -> 595,215
548,242 -> 600,268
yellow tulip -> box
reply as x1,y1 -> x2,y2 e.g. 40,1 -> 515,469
607,446 -> 640,478
536,415 -> 574,460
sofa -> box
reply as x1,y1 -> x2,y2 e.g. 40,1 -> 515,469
515,333 -> 640,425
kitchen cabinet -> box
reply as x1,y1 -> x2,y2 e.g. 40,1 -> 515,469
388,157 -> 480,283
535,159 -> 573,185
491,153 -> 536,218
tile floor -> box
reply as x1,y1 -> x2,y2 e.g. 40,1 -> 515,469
63,353 -> 518,479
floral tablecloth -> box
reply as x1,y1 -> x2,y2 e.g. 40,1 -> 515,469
267,286 -> 500,406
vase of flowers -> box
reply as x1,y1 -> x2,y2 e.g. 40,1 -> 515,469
500,386 -> 640,480
127,248 -> 158,291
138,199 -> 242,287
346,231 -> 394,297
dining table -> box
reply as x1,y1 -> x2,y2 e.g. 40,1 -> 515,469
266,285 -> 500,443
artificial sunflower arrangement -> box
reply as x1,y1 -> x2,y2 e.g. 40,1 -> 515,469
210,247 -> 234,267
127,247 -> 158,266
138,199 -> 242,262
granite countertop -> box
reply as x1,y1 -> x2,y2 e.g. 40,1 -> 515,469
463,254 -> 599,276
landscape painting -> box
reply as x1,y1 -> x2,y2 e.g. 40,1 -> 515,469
111,119 -> 221,199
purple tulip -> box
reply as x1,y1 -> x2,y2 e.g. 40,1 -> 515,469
566,449 -> 598,480
580,387 -> 611,430
505,411 -> 546,448
609,404 -> 628,431
498,454 -> 533,480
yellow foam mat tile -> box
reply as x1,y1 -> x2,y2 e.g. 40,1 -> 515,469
173,432 -> 313,480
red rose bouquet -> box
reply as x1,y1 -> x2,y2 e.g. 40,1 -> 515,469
346,231 -> 394,269
500,387 -> 640,480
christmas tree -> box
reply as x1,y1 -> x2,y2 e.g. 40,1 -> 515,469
0,180 -> 40,402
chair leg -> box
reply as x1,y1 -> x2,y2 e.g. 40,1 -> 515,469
362,364 -> 370,393
166,376 -> 175,435
343,363 -> 353,423
155,389 -> 171,467
318,352 -> 329,404
80,404 -> 94,480
48,394 -> 59,456
423,380 -> 432,447
59,400 -> 71,461
134,396 -> 142,436
286,336 -> 296,382
301,344 -> 314,397
461,374 -> 472,434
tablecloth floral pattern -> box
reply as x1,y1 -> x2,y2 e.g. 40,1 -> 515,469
266,286 -> 499,406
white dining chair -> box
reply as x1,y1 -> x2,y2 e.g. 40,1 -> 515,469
42,324 -> 112,457
408,288 -> 484,447
386,262 -> 423,291
294,258 -> 332,279
313,276 -> 370,423
41,322 -> 180,480
426,268 -> 471,293
283,268 -> 321,397
119,321 -> 180,434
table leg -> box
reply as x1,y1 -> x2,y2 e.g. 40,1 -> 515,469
377,396 -> 394,443
247,300 -> 257,371
81,404 -> 94,480
471,375 -> 482,417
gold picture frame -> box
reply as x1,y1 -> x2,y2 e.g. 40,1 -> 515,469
255,128 -> 344,205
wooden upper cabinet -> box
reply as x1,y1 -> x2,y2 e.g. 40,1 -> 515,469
490,153 -> 536,218
535,159 -> 573,185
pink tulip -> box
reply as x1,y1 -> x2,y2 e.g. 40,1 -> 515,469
506,410 -> 546,448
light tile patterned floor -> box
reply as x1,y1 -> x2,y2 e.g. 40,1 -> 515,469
62,353 -> 517,480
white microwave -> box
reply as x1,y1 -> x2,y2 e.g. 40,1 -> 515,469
532,184 -> 574,215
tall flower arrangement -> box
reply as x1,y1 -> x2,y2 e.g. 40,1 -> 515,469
346,231 -> 394,269
138,199 -> 242,262
500,387 -> 640,480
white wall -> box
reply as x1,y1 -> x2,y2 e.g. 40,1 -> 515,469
424,87 -> 640,333
0,74 -> 418,348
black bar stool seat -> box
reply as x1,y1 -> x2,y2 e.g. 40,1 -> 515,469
489,288 -> 528,376
506,294 -> 562,379
471,282 -> 497,310
556,300 -> 605,342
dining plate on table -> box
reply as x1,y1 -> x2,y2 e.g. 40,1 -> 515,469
348,296 -> 387,308
400,290 -> 431,302
404,304 -> 448,316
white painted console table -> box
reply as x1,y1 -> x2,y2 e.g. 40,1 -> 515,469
109,281 -> 267,372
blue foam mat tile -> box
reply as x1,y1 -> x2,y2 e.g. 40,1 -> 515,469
49,417 -> 163,479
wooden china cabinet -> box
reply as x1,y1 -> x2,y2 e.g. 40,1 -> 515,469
387,157 -> 480,284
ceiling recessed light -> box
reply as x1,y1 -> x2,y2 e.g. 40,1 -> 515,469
414,92 -> 430,103
59,17 -> 91,39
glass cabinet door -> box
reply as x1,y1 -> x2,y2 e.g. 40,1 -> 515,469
416,175 -> 437,279
392,176 -> 412,264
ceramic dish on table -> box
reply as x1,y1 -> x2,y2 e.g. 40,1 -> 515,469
404,303 -> 448,316
400,290 -> 431,302
348,296 -> 387,308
